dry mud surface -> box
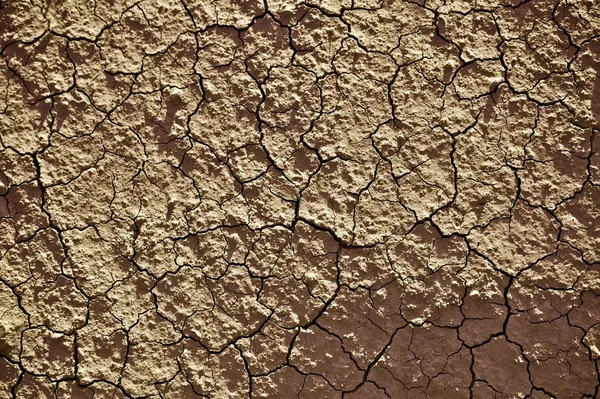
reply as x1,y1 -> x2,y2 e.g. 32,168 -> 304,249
0,0 -> 600,398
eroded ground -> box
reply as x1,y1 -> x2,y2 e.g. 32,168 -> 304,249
0,0 -> 599,397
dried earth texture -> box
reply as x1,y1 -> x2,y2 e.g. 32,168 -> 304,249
1,0 -> 600,398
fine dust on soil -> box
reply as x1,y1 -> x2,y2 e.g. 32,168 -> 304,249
0,0 -> 600,398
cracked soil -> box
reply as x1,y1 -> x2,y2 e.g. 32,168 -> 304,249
1,0 -> 600,398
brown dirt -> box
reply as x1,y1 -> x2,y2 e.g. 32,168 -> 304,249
0,0 -> 600,398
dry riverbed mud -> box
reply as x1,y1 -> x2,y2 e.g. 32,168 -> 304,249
1,0 -> 600,398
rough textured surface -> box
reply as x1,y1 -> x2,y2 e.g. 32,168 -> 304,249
0,0 -> 599,398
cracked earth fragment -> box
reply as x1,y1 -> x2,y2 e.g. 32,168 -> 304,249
1,0 -> 600,398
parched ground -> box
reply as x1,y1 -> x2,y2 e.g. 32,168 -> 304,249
0,0 -> 599,398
